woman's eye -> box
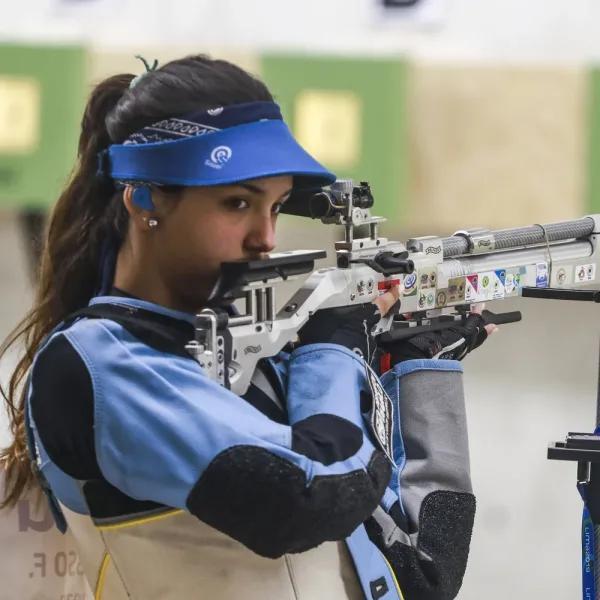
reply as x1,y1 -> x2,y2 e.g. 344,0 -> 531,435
225,197 -> 249,210
272,202 -> 285,215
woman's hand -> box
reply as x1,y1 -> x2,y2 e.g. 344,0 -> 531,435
297,280 -> 497,365
379,302 -> 498,364
296,285 -> 401,360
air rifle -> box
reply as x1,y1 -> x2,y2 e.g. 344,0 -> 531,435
185,178 -> 600,397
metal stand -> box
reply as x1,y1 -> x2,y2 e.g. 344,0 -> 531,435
548,429 -> 600,599
525,287 -> 600,598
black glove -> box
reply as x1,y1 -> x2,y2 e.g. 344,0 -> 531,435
296,303 -> 382,360
378,312 -> 489,365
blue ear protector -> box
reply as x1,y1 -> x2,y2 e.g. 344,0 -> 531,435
131,186 -> 155,210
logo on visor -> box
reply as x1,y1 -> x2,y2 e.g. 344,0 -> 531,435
207,107 -> 224,116
205,145 -> 233,169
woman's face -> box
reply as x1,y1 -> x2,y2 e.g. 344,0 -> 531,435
139,175 -> 294,310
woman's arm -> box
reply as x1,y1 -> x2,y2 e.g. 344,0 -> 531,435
29,321 -> 391,559
365,359 -> 476,600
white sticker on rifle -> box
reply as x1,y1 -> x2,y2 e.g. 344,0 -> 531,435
478,272 -> 494,301
553,267 -> 570,287
504,268 -> 519,295
419,269 -> 437,290
492,269 -> 506,300
575,264 -> 596,283
505,273 -> 515,294
465,275 -> 478,302
377,278 -> 400,296
403,272 -> 418,297
364,363 -> 395,465
536,262 -> 549,288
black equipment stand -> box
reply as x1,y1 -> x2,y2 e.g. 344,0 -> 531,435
523,286 -> 600,597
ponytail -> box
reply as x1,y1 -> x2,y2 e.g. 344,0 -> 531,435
0,74 -> 134,509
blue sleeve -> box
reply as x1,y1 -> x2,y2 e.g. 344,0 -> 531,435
67,323 -> 391,559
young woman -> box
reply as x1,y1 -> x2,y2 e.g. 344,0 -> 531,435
0,54 -> 495,599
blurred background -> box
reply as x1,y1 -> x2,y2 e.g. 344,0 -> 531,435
1,0 -> 600,598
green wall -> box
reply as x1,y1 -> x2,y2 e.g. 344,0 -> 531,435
0,44 -> 86,209
261,54 -> 409,223
588,68 -> 600,214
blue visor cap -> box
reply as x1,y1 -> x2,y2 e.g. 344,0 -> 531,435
101,101 -> 337,190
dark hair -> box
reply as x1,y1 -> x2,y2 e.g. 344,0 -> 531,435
0,54 -> 274,508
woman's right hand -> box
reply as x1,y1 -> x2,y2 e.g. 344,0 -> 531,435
379,302 -> 498,364
296,285 -> 401,361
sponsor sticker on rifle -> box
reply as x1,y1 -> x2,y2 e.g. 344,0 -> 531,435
465,274 -> 478,302
505,272 -> 516,294
447,276 -> 466,303
364,363 -> 395,465
478,271 -> 494,301
536,262 -> 549,288
377,278 -> 400,295
419,268 -> 437,290
553,266 -> 571,287
493,269 -> 506,300
402,272 -> 418,297
575,263 -> 596,283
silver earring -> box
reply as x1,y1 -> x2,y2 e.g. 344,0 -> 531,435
147,217 -> 158,228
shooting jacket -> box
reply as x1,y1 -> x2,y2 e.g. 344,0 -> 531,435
24,293 -> 475,600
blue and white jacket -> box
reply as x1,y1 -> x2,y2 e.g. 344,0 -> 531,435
25,292 -> 475,600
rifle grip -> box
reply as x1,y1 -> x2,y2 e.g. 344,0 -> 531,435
481,310 -> 522,325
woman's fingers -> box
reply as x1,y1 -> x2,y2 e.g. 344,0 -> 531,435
471,302 -> 499,336
372,284 -> 401,317
471,302 -> 484,315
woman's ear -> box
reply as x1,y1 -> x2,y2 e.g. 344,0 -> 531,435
123,186 -> 159,231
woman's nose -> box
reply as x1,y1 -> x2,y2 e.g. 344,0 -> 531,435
245,215 -> 276,255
